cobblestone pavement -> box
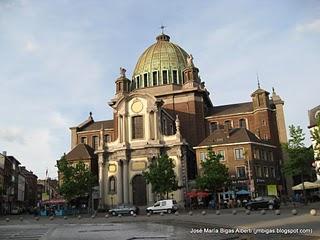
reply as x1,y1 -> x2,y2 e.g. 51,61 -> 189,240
0,202 -> 319,240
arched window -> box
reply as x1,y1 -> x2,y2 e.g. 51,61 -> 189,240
104,134 -> 111,142
239,119 -> 246,128
210,122 -> 218,133
109,176 -> 116,193
224,120 -> 232,129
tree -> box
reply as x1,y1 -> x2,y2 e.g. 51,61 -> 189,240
142,155 -> 179,199
57,154 -> 97,202
310,116 -> 320,160
196,148 -> 230,207
283,125 -> 314,203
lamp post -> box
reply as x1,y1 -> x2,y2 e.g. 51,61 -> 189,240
111,196 -> 114,208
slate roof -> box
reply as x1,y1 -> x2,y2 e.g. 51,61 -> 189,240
207,102 -> 253,117
65,144 -> 96,160
197,128 -> 272,147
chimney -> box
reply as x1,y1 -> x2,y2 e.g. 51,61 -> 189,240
2,151 -> 7,156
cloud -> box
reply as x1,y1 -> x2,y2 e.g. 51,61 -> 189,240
296,18 -> 320,33
0,127 -> 25,144
25,40 -> 38,52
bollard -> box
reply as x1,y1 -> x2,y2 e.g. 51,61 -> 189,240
232,210 -> 237,215
310,209 -> 317,216
291,209 -> 298,215
201,210 -> 206,216
245,210 -> 251,215
216,210 -> 221,215
275,210 -> 281,215
105,214 -> 109,218
260,210 -> 266,215
188,211 -> 193,216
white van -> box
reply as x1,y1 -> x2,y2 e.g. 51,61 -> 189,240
146,199 -> 178,214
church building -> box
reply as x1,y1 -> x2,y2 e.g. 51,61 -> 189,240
63,32 -> 288,208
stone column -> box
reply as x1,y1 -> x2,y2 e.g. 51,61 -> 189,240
147,157 -> 154,204
98,153 -> 104,209
148,183 -> 154,204
123,160 -> 129,204
116,160 -> 123,204
154,111 -> 159,140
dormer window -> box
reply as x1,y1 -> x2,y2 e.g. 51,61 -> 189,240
210,122 -> 218,133
224,120 -> 232,129
152,71 -> 158,86
239,119 -> 246,128
80,137 -> 87,144
162,70 -> 168,84
136,76 -> 140,88
172,70 -> 178,84
143,73 -> 148,87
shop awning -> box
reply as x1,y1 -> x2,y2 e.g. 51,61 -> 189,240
236,190 -> 250,195
292,181 -> 320,190
186,191 -> 209,198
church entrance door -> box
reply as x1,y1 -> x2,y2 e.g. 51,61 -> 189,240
132,175 -> 147,206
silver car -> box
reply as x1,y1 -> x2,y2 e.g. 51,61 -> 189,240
109,204 -> 139,216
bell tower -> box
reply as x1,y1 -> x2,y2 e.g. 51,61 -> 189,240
115,67 -> 131,98
182,54 -> 200,87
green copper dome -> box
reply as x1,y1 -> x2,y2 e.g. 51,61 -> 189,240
132,34 -> 189,88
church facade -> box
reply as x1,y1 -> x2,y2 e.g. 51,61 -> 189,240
64,33 -> 288,208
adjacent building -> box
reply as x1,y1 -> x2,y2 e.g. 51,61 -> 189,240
308,105 -> 320,180
62,32 -> 287,208
0,151 -> 38,214
37,178 -> 59,202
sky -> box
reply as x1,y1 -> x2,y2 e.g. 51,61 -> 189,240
0,0 -> 319,179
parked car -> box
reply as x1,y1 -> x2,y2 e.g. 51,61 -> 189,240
108,204 -> 139,216
146,199 -> 178,214
11,207 -> 21,215
310,191 -> 320,202
245,196 -> 280,210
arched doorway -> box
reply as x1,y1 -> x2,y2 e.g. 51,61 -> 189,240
132,175 -> 147,206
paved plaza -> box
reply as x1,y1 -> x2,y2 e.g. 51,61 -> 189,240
0,203 -> 319,240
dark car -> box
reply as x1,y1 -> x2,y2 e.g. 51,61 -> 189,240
245,196 -> 280,210
108,204 -> 139,216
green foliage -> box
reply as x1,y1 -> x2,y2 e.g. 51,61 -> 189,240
142,155 -> 179,199
283,125 -> 314,177
196,148 -> 230,192
310,116 -> 320,160
57,154 -> 97,201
